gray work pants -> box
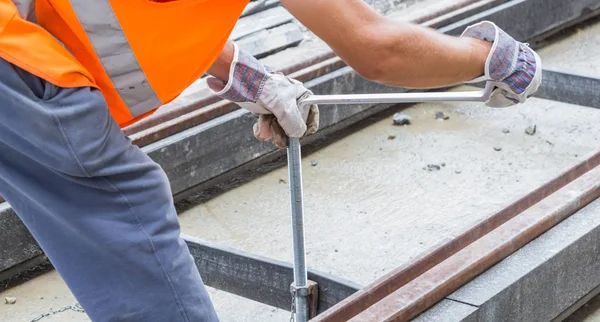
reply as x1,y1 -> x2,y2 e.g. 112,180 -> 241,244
0,59 -> 219,322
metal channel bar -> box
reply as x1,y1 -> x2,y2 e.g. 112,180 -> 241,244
537,70 -> 600,108
183,235 -> 360,314
472,70 -> 600,109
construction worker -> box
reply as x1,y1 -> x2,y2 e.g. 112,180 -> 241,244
0,0 -> 541,321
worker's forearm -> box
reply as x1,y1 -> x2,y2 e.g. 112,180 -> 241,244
207,41 -> 235,82
281,0 -> 492,88
368,21 -> 492,88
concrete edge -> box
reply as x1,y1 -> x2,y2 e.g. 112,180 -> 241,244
415,197 -> 600,322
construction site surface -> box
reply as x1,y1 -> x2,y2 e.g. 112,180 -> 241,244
1,1 -> 600,321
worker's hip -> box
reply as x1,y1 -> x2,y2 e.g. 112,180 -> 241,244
0,58 -> 136,178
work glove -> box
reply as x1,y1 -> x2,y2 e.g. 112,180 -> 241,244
461,21 -> 543,107
207,42 -> 319,149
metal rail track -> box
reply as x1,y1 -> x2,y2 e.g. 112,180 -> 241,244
1,1 -> 600,321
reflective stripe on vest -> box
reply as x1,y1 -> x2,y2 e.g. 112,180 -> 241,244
12,0 -> 36,22
69,1 -> 161,118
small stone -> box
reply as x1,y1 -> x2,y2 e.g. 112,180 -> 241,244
387,135 -> 397,140
279,179 -> 287,184
502,128 -> 510,134
441,163 -> 446,167
334,249 -> 339,253
546,140 -> 554,146
311,160 -> 318,167
455,170 -> 462,174
525,125 -> 537,136
427,164 -> 441,171
494,147 -> 502,151
5,297 -> 16,305
435,112 -> 450,120
393,113 -> 412,126
234,210 -> 238,213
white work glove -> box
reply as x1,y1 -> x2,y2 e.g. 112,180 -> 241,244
207,42 -> 319,149
461,21 -> 543,107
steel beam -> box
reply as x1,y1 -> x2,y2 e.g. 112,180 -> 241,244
537,70 -> 600,109
183,236 -> 360,314
471,69 -> 600,109
439,0 -> 600,39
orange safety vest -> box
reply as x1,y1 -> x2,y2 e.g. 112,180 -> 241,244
0,0 -> 249,127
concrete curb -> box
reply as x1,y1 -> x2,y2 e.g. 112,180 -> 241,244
415,197 -> 600,322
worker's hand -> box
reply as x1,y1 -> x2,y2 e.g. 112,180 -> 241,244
207,43 -> 319,149
461,21 -> 542,107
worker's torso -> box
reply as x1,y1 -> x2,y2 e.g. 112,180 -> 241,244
0,0 -> 249,127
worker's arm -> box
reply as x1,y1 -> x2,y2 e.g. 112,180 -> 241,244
206,42 -> 235,82
280,0 -> 491,88
206,2 -> 542,147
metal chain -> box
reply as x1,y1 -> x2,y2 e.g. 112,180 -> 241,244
290,291 -> 296,322
30,303 -> 85,322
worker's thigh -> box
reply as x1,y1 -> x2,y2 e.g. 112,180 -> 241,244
0,59 -> 218,322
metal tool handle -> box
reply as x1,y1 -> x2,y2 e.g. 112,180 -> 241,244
286,82 -> 494,321
297,81 -> 494,107
287,137 -> 308,322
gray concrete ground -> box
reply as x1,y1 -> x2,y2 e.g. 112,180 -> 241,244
1,8 -> 599,322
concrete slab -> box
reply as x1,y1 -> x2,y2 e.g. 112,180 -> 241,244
538,18 -> 600,77
178,93 -> 600,286
413,299 -> 477,322
419,196 -> 600,321
0,205 -> 41,273
0,269 -> 288,322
